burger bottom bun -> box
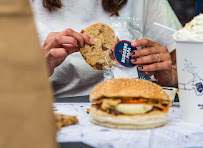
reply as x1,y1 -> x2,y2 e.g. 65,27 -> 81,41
89,105 -> 168,129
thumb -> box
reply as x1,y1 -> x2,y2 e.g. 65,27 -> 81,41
81,34 -> 94,45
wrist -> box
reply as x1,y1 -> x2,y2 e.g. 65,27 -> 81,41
168,67 -> 178,88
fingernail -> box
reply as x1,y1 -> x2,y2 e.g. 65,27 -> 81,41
138,66 -> 143,70
131,51 -> 136,55
90,38 -> 94,44
131,58 -> 137,62
131,41 -> 137,47
77,41 -> 80,47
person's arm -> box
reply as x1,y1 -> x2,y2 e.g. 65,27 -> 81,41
43,28 -> 94,76
134,0 -> 182,87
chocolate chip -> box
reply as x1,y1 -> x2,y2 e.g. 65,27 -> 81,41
109,50 -> 115,60
95,63 -> 103,70
80,30 -> 85,33
102,45 -> 108,51
102,25 -> 105,29
91,47 -> 95,51
99,29 -> 103,34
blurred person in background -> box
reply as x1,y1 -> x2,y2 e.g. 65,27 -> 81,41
31,0 -> 181,98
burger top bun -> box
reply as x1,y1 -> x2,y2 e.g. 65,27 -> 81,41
90,78 -> 170,102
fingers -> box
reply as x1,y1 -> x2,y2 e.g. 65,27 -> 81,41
43,32 -> 59,48
131,46 -> 168,59
137,60 -> 172,72
131,47 -> 160,57
61,44 -> 80,55
60,28 -> 85,47
48,32 -> 59,37
46,48 -> 68,59
46,48 -> 68,68
81,33 -> 94,45
60,28 -> 94,47
131,38 -> 161,48
45,36 -> 79,52
130,39 -> 172,71
44,28 -> 94,52
131,52 -> 171,65
130,46 -> 168,57
46,46 -> 80,76
43,28 -> 93,76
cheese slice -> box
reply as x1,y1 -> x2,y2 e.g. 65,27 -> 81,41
116,104 -> 153,114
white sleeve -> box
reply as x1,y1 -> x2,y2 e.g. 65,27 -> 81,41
143,0 -> 182,53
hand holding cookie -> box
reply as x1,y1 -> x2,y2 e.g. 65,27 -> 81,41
43,28 -> 94,76
80,23 -> 119,70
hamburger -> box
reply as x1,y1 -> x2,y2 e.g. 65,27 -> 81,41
89,78 -> 170,129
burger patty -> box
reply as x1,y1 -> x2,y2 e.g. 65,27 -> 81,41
109,109 -> 123,115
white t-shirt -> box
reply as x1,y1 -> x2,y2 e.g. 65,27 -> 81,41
31,0 -> 182,98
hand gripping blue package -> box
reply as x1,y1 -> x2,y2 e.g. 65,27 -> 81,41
103,16 -> 155,82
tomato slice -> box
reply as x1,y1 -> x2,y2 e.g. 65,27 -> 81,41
121,100 -> 169,111
96,100 -> 102,105
121,99 -> 147,104
149,103 -> 169,111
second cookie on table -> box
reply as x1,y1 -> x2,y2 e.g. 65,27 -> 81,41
80,23 -> 119,70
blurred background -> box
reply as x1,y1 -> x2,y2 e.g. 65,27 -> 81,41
169,0 -> 202,26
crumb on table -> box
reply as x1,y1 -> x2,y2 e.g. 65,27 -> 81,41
55,114 -> 79,131
86,108 -> 90,114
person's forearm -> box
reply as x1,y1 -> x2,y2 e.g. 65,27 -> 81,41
169,50 -> 178,88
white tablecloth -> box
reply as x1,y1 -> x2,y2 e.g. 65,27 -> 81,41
54,103 -> 203,148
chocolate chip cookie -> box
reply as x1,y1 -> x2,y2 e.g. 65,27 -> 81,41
55,114 -> 79,131
80,23 -> 119,70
